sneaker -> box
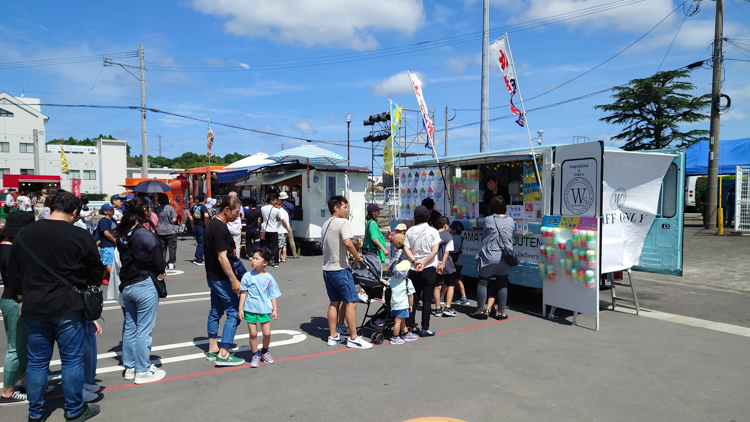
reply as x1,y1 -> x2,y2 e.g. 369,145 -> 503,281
28,410 -> 50,422
123,367 -> 135,380
101,279 -> 109,286
82,389 -> 98,403
272,263 -> 279,268
442,307 -> 457,317
336,324 -> 350,336
454,297 -> 470,305
403,332 -> 419,342
261,350 -> 274,364
64,404 -> 100,422
134,366 -> 166,384
82,383 -> 100,393
358,291 -> 369,303
167,263 -> 175,270
390,336 -> 405,345
434,308 -> 443,317
205,351 -> 219,361
0,391 -> 27,406
192,259 -> 204,266
215,354 -> 245,367
249,353 -> 261,368
327,335 -> 346,346
346,336 -> 373,349
419,329 -> 435,337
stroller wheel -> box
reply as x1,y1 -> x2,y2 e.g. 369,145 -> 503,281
371,333 -> 384,345
356,327 -> 364,337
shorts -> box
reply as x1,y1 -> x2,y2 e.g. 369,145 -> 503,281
390,308 -> 409,319
243,312 -> 271,323
100,247 -> 115,266
278,233 -> 287,249
323,269 -> 359,303
454,266 -> 463,279
440,272 -> 457,287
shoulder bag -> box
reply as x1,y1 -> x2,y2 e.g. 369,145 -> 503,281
126,228 -> 168,299
492,216 -> 518,267
16,236 -> 104,321
361,219 -> 380,255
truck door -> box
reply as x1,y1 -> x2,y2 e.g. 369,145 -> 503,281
633,149 -> 685,275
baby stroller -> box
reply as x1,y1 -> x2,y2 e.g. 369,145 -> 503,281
351,252 -> 393,344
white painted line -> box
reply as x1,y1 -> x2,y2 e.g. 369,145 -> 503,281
166,269 -> 185,276
103,296 -> 211,311
611,305 -> 750,338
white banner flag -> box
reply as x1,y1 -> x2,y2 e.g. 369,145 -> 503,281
407,72 -> 435,151
601,151 -> 675,272
489,38 -> 521,116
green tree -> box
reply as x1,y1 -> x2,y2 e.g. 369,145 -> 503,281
595,70 -> 710,150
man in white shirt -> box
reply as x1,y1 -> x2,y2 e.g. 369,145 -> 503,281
321,195 -> 371,350
4,188 -> 16,213
260,194 -> 280,267
275,201 -> 291,262
16,191 -> 31,212
403,205 -> 441,337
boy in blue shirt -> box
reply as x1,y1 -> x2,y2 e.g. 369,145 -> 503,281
239,248 -> 281,368
98,204 -> 117,285
386,260 -> 419,345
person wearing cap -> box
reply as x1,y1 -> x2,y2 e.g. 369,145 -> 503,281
98,204 -> 118,285
364,203 -> 389,263
110,194 -> 124,222
279,191 -> 298,259
421,198 -> 443,229
403,205 -> 441,337
0,211 -> 36,406
389,222 -> 407,257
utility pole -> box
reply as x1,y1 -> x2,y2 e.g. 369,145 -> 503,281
445,106 -> 449,156
705,0 -> 723,229
479,0 -> 490,152
158,134 -> 162,157
104,45 -> 148,177
346,113 -> 351,164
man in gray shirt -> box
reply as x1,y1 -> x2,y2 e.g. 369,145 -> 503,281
321,196 -> 371,350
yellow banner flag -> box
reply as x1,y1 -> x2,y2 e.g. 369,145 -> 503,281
384,102 -> 402,175
60,148 -> 70,174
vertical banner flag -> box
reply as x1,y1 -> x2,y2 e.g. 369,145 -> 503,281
71,178 -> 81,198
407,72 -> 435,152
60,148 -> 70,174
384,102 -> 402,175
489,38 -> 525,127
207,126 -> 214,157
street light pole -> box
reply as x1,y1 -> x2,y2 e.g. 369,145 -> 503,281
346,114 -> 351,164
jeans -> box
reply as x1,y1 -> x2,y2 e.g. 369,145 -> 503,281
83,321 -> 97,385
159,234 -> 177,264
477,274 -> 508,312
24,311 -> 85,419
122,280 -> 159,373
207,279 -> 241,349
2,297 -> 27,388
406,267 -> 438,331
194,228 -> 205,260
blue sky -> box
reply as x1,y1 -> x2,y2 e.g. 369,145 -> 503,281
1,0 -> 748,170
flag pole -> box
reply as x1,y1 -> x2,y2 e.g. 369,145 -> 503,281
504,33 -> 542,191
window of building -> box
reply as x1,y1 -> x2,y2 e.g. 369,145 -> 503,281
19,143 -> 34,153
83,170 -> 96,180
0,168 -> 9,175
69,170 -> 81,179
0,108 -> 13,117
20,169 -> 34,175
127,172 -> 134,178
0,142 -> 9,153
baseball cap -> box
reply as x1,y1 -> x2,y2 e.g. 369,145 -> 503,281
110,194 -> 124,201
366,203 -> 382,213
393,260 -> 411,278
279,192 -> 289,200
395,223 -> 407,231
414,205 -> 429,221
101,204 -> 114,212
450,221 -> 465,231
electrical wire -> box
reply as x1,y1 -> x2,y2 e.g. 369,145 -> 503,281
729,0 -> 750,18
48,65 -> 106,124
0,52 -> 136,70
657,13 -> 688,72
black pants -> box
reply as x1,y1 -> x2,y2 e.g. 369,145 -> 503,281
261,232 -> 280,264
246,230 -> 260,256
159,234 -> 177,264
406,267 -> 438,331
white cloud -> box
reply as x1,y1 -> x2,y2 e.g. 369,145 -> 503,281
204,58 -> 224,67
372,71 -> 424,97
294,122 -> 315,134
239,62 -> 250,69
189,0 -> 425,50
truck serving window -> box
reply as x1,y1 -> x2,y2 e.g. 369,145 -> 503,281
656,163 -> 678,218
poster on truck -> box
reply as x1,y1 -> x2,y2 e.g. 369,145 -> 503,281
398,167 -> 445,219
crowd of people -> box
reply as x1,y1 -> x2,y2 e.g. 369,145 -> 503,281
0,186 -> 515,420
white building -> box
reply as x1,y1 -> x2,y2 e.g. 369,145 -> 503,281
127,167 -> 181,179
0,92 -> 172,197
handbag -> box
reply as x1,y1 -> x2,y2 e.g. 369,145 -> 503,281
232,258 -> 248,280
492,217 -> 518,267
16,236 -> 104,321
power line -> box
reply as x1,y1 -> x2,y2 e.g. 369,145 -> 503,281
657,12 -> 688,72
0,52 -> 136,70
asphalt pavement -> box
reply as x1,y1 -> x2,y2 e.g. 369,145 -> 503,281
1,233 -> 749,422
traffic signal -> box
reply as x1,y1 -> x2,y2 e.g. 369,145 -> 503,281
363,111 -> 391,126
363,132 -> 390,143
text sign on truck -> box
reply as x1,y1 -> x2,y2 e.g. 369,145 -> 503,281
553,142 -> 604,218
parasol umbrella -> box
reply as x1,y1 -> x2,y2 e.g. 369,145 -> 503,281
133,180 -> 172,193
268,144 -> 347,188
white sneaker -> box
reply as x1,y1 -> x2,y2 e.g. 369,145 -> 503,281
82,389 -> 98,403
336,324 -> 349,336
358,291 -> 369,303
327,335 -> 346,346
167,263 -> 175,270
123,367 -> 135,380
134,366 -> 166,385
346,336 -> 373,350
83,383 -> 100,393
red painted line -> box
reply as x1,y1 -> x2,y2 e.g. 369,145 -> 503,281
44,316 -> 524,397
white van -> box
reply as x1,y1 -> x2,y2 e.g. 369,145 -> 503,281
685,175 -> 700,210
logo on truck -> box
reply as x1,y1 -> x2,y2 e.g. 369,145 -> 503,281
564,177 -> 594,215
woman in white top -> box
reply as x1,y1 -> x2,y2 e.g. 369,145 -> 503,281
259,194 -> 280,267
403,205 -> 441,337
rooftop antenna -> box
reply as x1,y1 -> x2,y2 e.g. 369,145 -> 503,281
21,84 -> 28,97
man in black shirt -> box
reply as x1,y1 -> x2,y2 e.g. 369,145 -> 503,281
9,192 -> 102,422
244,198 -> 262,255
189,193 -> 210,265
203,195 -> 245,367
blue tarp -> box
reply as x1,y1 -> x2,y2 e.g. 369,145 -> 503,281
216,164 -> 269,183
685,138 -> 750,175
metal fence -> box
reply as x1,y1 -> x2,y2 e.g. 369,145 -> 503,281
736,166 -> 750,232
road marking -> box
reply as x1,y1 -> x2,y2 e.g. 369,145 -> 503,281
41,330 -> 306,380
166,269 -> 185,276
612,305 -> 750,338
